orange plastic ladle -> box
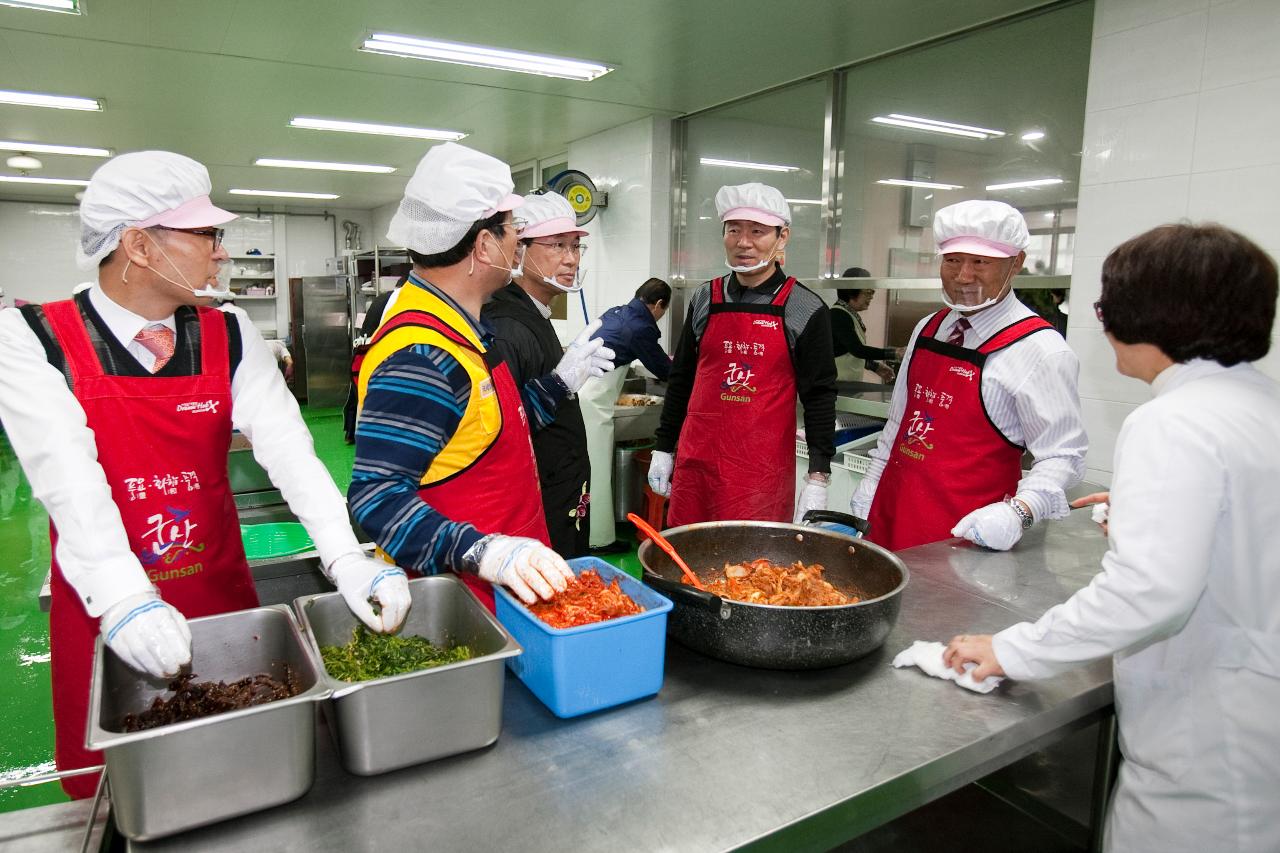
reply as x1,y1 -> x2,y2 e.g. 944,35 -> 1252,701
627,512 -> 707,591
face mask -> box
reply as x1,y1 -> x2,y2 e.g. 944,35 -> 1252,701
524,253 -> 585,294
123,232 -> 231,298
940,260 -> 1014,313
725,234 -> 785,274
478,232 -> 524,282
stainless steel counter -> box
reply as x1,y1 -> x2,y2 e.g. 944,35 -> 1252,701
119,509 -> 1111,852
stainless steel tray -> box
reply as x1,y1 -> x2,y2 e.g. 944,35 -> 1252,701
86,605 -> 327,841
295,575 -> 522,776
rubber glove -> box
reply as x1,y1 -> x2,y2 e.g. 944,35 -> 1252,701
647,450 -> 674,497
328,551 -> 411,633
850,476 -> 877,520
100,591 -> 192,679
469,534 -> 574,604
553,319 -> 616,394
952,501 -> 1023,551
793,476 -> 828,523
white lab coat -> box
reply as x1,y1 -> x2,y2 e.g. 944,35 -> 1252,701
993,360 -> 1280,853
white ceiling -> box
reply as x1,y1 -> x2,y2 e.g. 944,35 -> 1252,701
0,0 -> 1066,211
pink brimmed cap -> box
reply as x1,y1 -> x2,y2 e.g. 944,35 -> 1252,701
516,192 -> 589,239
934,200 -> 1030,258
715,182 -> 791,227
76,151 -> 235,270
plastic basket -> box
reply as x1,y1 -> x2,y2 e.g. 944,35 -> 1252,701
240,522 -> 315,560
494,558 -> 672,718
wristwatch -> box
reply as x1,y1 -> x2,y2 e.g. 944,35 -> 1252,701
1005,497 -> 1034,530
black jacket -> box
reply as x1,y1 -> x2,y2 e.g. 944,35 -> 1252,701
482,283 -> 590,557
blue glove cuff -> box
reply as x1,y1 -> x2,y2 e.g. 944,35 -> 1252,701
105,599 -> 165,643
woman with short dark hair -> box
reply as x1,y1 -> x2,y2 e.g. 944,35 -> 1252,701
944,222 -> 1280,852
830,268 -> 903,383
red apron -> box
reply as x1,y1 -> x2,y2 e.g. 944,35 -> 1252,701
667,276 -> 797,528
42,300 -> 258,798
370,311 -> 550,612
866,310 -> 1052,552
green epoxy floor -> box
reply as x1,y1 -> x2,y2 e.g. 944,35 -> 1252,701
0,405 -> 641,814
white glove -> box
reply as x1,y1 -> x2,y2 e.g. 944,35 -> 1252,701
793,477 -> 828,524
100,591 -> 192,679
647,450 -> 674,497
553,319 -> 616,394
469,535 -> 574,604
850,476 -> 877,520
952,501 -> 1024,551
328,551 -> 411,633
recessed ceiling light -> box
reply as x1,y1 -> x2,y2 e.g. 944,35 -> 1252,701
0,140 -> 111,157
699,157 -> 799,173
229,189 -> 341,200
985,178 -> 1064,191
0,89 -> 102,111
876,178 -> 965,190
254,158 -> 395,174
1021,130 -> 1046,142
6,154 -> 42,170
0,175 -> 90,186
289,117 -> 467,142
871,113 -> 1005,140
360,33 -> 614,82
0,0 -> 80,13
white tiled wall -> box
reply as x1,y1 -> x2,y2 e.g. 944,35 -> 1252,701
1070,0 -> 1280,484
566,115 -> 673,347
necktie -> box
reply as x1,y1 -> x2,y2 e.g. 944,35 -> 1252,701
946,317 -> 970,346
134,324 -> 175,372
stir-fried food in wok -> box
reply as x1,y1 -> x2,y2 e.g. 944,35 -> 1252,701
528,569 -> 644,629
691,558 -> 858,606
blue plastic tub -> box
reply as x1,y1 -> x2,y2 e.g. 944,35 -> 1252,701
494,557 -> 672,718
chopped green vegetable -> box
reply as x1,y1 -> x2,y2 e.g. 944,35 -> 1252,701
320,625 -> 473,682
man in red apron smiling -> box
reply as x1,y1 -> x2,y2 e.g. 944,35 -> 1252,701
0,152 -> 411,798
650,184 -> 837,527
852,200 -> 1087,552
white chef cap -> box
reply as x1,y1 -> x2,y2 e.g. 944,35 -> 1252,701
715,183 -> 791,227
933,200 -> 1030,258
76,151 -> 235,271
517,191 -> 588,239
386,142 -> 524,256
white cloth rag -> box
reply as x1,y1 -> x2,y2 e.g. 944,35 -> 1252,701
1091,502 -> 1109,525
892,640 -> 1004,694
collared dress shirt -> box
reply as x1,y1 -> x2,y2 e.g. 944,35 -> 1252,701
855,289 -> 1086,521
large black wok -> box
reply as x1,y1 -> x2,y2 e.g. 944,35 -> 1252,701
637,511 -> 908,670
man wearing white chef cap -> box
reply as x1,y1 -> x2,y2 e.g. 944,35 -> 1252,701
650,182 -> 837,527
353,143 -> 609,613
483,191 -> 606,558
852,199 -> 1086,551
0,150 -> 411,798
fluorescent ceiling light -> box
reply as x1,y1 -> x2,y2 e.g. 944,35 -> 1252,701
229,189 -> 340,200
985,178 -> 1064,191
0,175 -> 90,186
1021,130 -> 1046,142
0,88 -> 102,111
0,0 -> 80,13
699,157 -> 799,173
876,178 -> 964,190
0,140 -> 110,157
254,158 -> 394,174
871,113 -> 1005,140
290,117 -> 466,141
784,198 -> 823,205
361,33 -> 613,82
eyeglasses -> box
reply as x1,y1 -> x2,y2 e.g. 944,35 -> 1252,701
1093,300 -> 1103,322
154,225 -> 225,250
529,239 -> 587,258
